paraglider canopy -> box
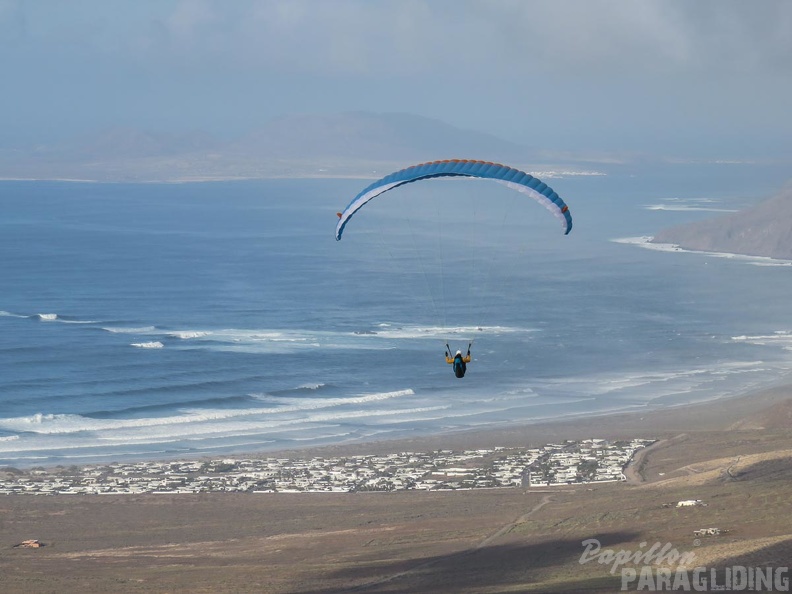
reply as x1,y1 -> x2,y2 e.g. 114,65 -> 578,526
335,159 -> 572,240
333,158 -> 574,377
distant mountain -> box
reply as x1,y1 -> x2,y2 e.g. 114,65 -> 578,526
72,128 -> 219,160
0,112 -> 550,182
651,185 -> 792,260
229,112 -> 530,161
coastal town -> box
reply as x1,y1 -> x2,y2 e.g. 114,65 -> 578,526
0,438 -> 654,495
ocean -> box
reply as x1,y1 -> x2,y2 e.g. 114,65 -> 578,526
2,163 -> 792,467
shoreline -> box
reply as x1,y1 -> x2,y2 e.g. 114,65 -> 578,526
614,235 -> 792,266
249,375 -> 792,462
11,375 -> 784,473
3,375 -> 789,473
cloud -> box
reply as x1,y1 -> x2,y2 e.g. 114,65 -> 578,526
7,1 -> 790,82
2,0 -> 791,155
111,0 -> 792,80
166,0 -> 215,44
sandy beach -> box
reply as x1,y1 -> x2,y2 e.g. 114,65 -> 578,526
1,380 -> 790,593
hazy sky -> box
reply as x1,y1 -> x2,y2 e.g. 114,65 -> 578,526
2,0 -> 791,158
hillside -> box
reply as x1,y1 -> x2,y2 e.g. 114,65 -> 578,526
651,185 -> 792,259
729,397 -> 792,431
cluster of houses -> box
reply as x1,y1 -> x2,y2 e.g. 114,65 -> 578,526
521,438 -> 652,487
0,438 -> 654,495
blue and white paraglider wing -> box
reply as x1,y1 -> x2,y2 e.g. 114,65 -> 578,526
335,159 -> 572,240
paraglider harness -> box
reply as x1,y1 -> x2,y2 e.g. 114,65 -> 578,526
446,343 -> 471,379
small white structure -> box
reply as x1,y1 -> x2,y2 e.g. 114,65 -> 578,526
693,528 -> 721,536
677,499 -> 706,507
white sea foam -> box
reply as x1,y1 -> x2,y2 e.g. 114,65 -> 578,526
749,261 -> 792,267
612,236 -> 684,252
0,405 -> 450,450
131,341 -> 164,349
732,331 -> 792,347
31,313 -> 97,324
0,389 -> 417,436
168,325 -> 533,347
613,236 -> 792,266
166,328 -> 335,352
152,326 -> 480,355
367,324 -> 536,339
103,326 -> 157,334
1,310 -> 97,323
269,389 -> 415,409
166,405 -> 449,443
527,169 -> 606,179
0,413 -> 79,432
644,201 -> 738,212
643,197 -> 738,213
94,324 -> 539,357
530,360 -> 772,404
644,205 -> 738,212
167,331 -> 211,339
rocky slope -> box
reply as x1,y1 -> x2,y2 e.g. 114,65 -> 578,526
651,185 -> 792,259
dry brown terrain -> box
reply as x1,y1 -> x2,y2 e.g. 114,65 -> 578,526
1,385 -> 791,593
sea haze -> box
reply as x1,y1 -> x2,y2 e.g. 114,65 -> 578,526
1,166 -> 792,466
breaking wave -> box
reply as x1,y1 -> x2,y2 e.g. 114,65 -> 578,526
0,389 -> 427,442
131,341 -> 164,349
167,331 -> 211,339
102,326 -> 157,334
